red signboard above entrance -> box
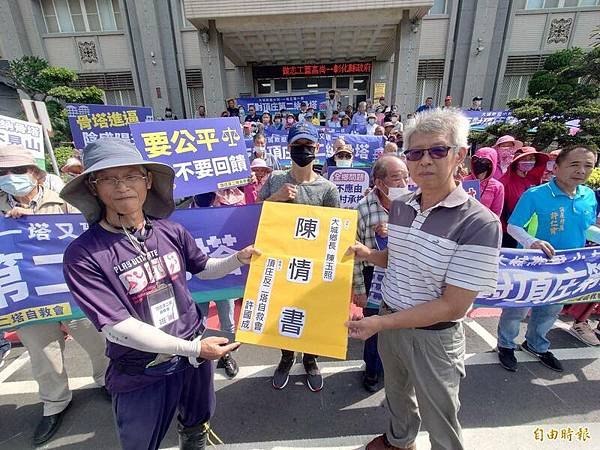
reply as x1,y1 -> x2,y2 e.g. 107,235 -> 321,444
253,62 -> 372,79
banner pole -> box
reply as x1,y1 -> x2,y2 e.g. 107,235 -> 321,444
43,127 -> 60,175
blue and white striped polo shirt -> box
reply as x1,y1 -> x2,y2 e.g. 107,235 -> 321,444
382,185 -> 501,312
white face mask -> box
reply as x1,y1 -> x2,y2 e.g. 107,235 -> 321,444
368,118 -> 376,125
335,159 -> 352,168
254,146 -> 266,156
381,184 -> 409,201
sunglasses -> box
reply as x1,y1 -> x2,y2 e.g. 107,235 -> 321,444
404,146 -> 454,162
335,152 -> 352,160
0,166 -> 30,176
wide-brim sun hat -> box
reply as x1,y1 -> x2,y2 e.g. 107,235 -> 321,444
60,137 -> 175,224
494,135 -> 523,149
0,144 -> 40,169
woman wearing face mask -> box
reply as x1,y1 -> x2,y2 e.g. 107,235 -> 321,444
272,113 -> 284,131
0,144 -> 108,445
250,133 -> 281,170
499,147 -> 548,247
244,158 -> 272,204
366,113 -> 378,135
321,138 -> 346,179
462,147 -> 505,217
333,145 -> 354,168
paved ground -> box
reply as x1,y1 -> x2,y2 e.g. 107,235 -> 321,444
1,310 -> 599,450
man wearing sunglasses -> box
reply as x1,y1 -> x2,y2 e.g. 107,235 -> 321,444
258,122 -> 340,392
346,109 -> 501,450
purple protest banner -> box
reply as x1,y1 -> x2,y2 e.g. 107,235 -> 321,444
129,117 -> 252,198
0,205 -> 261,331
66,103 -> 154,150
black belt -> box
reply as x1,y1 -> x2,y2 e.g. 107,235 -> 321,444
417,321 -> 457,331
381,302 -> 456,331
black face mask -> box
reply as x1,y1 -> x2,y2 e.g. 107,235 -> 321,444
290,145 -> 316,167
329,94 -> 335,99
473,159 -> 492,176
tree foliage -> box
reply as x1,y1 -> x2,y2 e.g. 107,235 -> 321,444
0,56 -> 104,147
469,47 -> 600,152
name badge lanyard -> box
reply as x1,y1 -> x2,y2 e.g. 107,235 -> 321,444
121,224 -> 168,288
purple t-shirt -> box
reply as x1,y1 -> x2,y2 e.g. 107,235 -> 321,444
63,218 -> 208,393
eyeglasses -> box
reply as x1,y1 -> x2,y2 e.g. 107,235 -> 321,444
91,175 -> 147,188
404,146 -> 454,162
0,167 -> 30,176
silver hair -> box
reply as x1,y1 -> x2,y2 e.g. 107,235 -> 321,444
402,109 -> 470,151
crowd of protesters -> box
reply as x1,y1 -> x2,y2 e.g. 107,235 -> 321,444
0,96 -> 599,450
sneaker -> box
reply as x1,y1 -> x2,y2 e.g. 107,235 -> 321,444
362,372 -> 380,393
594,325 -> 600,338
497,346 -> 517,372
521,341 -> 563,372
272,355 -> 294,390
568,321 -> 600,346
303,356 -> 323,392
217,353 -> 239,378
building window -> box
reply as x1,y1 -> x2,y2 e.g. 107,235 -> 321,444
415,78 -> 442,110
524,0 -> 599,8
257,80 -> 272,94
40,0 -> 122,33
427,0 -> 447,15
291,77 -> 333,92
498,75 -> 532,108
274,79 -> 288,94
415,59 -> 444,110
188,87 -> 205,116
104,89 -> 136,106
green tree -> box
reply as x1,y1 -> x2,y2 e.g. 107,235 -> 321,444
470,47 -> 600,152
0,56 -> 104,147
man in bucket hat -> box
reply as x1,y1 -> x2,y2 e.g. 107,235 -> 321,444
0,144 -> 109,446
61,138 -> 260,450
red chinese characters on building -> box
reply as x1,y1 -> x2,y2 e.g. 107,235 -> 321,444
280,62 -> 372,77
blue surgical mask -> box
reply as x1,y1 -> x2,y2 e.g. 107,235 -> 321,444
0,173 -> 37,197
335,159 -> 352,168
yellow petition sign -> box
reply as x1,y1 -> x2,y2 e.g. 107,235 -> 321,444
236,202 -> 357,359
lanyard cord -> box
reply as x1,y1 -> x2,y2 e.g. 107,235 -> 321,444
104,216 -> 169,285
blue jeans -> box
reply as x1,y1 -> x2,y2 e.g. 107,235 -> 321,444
198,300 -> 235,333
497,304 -> 563,353
363,307 -> 383,376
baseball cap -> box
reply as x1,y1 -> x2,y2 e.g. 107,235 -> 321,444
473,96 -> 483,101
367,112 -> 377,119
288,122 -> 319,144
